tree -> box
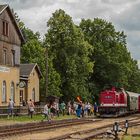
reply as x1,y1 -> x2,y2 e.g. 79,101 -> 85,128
79,18 -> 140,95
45,9 -> 94,101
20,28 -> 47,100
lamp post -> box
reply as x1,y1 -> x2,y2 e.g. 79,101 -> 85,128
125,120 -> 129,134
45,44 -> 48,99
113,122 -> 119,140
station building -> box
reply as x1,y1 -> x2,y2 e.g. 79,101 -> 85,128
20,63 -> 42,104
0,5 -> 42,107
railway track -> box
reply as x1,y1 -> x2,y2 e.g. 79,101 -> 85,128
0,117 -> 101,138
0,114 -> 139,139
48,117 -> 140,140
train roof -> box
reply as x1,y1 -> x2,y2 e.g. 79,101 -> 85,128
126,91 -> 140,97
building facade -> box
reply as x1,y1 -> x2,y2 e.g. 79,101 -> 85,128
0,5 -> 24,106
20,64 -> 42,105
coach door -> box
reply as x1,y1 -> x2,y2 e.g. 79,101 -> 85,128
20,90 -> 24,104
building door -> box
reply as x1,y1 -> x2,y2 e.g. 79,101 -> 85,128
20,90 -> 23,104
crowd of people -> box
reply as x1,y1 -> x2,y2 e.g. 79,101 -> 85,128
7,98 -> 35,119
41,100 -> 98,121
7,98 -> 98,121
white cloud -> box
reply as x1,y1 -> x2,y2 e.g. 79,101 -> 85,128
1,0 -> 140,61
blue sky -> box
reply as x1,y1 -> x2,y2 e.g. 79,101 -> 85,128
1,0 -> 140,66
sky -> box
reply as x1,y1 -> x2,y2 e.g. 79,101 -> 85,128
1,0 -> 140,65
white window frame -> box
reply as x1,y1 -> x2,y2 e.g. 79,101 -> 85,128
2,81 -> 6,102
3,49 -> 6,65
11,50 -> 15,66
32,88 -> 35,102
10,82 -> 15,101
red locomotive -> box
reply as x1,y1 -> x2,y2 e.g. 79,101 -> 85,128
98,87 -> 140,117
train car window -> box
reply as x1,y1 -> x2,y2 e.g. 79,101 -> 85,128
104,96 -> 112,99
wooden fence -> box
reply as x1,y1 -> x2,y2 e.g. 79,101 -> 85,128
0,105 -> 44,116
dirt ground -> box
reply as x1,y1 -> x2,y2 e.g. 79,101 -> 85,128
2,118 -> 115,140
1,115 -> 140,140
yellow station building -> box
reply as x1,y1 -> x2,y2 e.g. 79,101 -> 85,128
0,5 -> 42,107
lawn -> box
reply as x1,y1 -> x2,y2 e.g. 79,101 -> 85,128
122,135 -> 140,140
0,114 -> 77,123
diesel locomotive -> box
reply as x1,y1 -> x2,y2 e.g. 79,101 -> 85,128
98,87 -> 140,117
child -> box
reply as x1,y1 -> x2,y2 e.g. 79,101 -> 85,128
42,103 -> 50,122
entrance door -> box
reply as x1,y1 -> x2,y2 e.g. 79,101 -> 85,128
20,90 -> 23,104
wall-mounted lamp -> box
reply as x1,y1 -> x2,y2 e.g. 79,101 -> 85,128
16,81 -> 26,88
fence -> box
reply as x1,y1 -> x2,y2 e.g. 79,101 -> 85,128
0,105 -> 44,117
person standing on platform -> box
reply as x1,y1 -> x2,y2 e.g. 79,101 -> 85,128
94,102 -> 97,116
76,101 -> 82,118
8,98 -> 14,119
28,99 -> 35,118
60,101 -> 66,116
42,102 -> 50,122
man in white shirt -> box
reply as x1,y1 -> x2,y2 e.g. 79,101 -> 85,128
8,98 -> 14,118
42,103 -> 50,121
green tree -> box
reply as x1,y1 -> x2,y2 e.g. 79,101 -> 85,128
80,18 -> 140,95
15,12 -> 62,99
45,9 -> 94,101
20,28 -> 46,100
127,59 -> 140,92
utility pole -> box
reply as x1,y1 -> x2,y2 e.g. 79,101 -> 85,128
45,46 -> 48,99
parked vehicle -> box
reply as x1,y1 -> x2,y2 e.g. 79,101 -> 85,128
98,87 -> 140,117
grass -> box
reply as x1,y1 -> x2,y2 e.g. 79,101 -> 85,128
122,135 -> 140,140
0,114 -> 77,123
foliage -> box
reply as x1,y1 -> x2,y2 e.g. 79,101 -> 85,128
45,9 -> 94,101
15,12 -> 47,100
20,28 -> 46,100
79,18 -> 140,95
15,10 -> 140,103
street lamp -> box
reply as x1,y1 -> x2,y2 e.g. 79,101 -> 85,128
45,43 -> 49,99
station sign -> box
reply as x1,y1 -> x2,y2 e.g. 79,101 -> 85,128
0,66 -> 10,72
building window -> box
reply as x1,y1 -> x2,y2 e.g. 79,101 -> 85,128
19,90 -> 23,103
11,50 -> 15,66
10,82 -> 15,101
3,21 -> 9,36
3,49 -> 6,65
32,88 -> 35,102
2,81 -> 6,102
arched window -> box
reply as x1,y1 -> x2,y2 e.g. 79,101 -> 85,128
2,81 -> 6,102
10,82 -> 15,101
32,88 -> 35,102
